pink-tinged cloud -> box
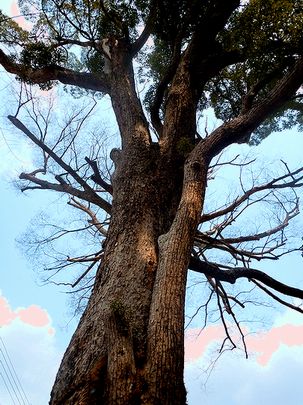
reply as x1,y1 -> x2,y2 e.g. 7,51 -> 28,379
10,1 -> 32,31
16,305 -> 50,327
185,323 -> 303,367
0,296 -> 52,330
246,324 -> 303,366
0,296 -> 17,325
185,326 -> 225,362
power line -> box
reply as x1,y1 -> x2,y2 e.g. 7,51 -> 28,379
0,369 -> 17,405
0,349 -> 23,405
0,360 -> 20,405
0,337 -> 31,405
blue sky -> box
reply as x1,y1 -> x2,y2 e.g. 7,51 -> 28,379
1,1 -> 303,404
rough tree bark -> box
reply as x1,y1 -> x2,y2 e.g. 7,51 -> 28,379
46,34 -> 196,403
1,1 -> 303,404
48,47 -> 303,405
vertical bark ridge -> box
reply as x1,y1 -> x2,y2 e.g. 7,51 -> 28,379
50,144 -> 168,404
145,159 -> 208,404
109,40 -> 152,148
106,310 -> 136,404
160,56 -> 197,155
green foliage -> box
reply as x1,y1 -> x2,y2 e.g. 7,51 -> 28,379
250,102 -> 303,145
176,137 -> 194,157
18,42 -> 66,90
82,49 -> 105,75
147,0 -> 207,44
20,42 -> 66,69
0,10 -> 29,45
146,38 -> 173,80
222,0 -> 303,57
207,0 -> 303,143
0,0 -> 302,143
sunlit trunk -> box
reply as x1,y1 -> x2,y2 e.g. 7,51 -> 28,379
50,38 -> 205,405
49,136 -> 200,404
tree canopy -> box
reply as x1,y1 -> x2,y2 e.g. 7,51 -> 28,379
1,1 -> 303,404
1,0 -> 303,142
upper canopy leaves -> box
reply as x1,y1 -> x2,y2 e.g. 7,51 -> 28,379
0,0 -> 302,143
210,0 -> 303,143
0,9 -> 29,45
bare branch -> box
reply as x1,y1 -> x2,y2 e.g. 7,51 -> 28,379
9,115 -> 111,213
67,252 -> 103,263
85,157 -> 113,194
0,49 -> 110,93
10,114 -> 89,188
252,279 -> 303,314
185,289 -> 214,329
189,256 -> 303,300
205,202 -> 298,246
67,197 -> 108,236
70,258 -> 102,289
215,283 -> 237,351
201,166 -> 303,222
19,172 -> 109,211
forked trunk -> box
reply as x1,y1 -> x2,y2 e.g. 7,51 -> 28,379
2,1 -> 302,404
49,138 -> 204,404
50,38 -> 207,405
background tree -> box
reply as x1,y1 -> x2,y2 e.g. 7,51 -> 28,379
1,0 -> 303,404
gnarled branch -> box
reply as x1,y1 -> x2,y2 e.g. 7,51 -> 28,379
0,49 -> 110,93
9,115 -> 112,213
189,256 -> 303,300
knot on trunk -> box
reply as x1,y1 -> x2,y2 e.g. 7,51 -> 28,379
110,300 -> 131,336
191,161 -> 201,172
110,148 -> 122,165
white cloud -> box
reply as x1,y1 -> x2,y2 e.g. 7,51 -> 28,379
184,308 -> 303,405
0,299 -> 63,405
186,344 -> 303,405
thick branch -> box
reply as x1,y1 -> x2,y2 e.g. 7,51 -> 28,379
150,38 -> 183,137
20,172 -> 111,213
189,257 -> 303,300
201,166 -> 303,223
195,57 -> 303,160
0,49 -> 110,93
9,115 -> 111,213
54,38 -> 95,48
160,33 -> 242,148
187,1 -> 241,87
85,156 -> 113,194
130,4 -> 156,57
241,59 -> 294,113
109,46 -> 151,147
252,279 -> 303,314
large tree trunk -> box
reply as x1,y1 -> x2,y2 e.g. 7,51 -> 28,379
50,146 -> 157,404
2,1 -> 303,403
50,38 -> 206,405
50,141 -> 205,405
